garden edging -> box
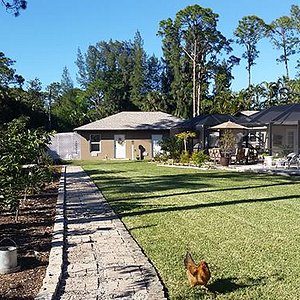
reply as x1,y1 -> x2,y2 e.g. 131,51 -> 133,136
35,166 -> 66,300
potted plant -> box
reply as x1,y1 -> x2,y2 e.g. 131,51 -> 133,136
218,129 -> 236,166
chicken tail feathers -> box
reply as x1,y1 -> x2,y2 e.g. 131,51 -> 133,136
184,252 -> 196,270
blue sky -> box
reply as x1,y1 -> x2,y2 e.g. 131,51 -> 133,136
1,0 -> 298,91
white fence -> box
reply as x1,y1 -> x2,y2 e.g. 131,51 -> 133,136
48,132 -> 81,161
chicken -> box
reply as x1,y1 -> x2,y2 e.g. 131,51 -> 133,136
184,252 -> 211,288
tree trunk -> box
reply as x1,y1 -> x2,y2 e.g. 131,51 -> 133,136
248,61 -> 251,88
192,42 -> 197,117
197,82 -> 201,116
282,33 -> 289,79
284,51 -> 289,79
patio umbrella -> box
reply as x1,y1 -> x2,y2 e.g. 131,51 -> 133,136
210,120 -> 248,130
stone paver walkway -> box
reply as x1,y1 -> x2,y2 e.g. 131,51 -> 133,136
56,166 -> 166,300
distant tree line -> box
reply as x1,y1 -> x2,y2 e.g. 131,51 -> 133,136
1,3 -> 300,211
1,4 -> 300,133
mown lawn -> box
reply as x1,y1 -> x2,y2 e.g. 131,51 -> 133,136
79,160 -> 300,300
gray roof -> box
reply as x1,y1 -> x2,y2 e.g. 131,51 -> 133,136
74,111 -> 184,131
250,104 -> 300,125
173,114 -> 238,130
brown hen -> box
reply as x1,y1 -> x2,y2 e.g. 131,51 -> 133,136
184,252 -> 211,288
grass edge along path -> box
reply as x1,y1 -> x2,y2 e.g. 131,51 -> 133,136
79,160 -> 300,300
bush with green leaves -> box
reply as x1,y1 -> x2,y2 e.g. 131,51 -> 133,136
179,151 -> 190,164
153,152 -> 169,163
0,117 -> 53,211
158,136 -> 182,161
191,150 -> 209,166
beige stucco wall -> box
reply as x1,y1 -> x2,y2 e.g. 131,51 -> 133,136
76,130 -> 169,160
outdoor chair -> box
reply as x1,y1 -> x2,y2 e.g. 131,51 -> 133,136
208,148 -> 221,164
247,148 -> 258,164
231,148 -> 247,164
283,153 -> 300,169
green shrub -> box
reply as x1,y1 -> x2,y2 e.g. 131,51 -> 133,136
179,151 -> 190,164
159,136 -> 182,160
0,118 -> 53,211
191,150 -> 209,166
153,152 -> 169,163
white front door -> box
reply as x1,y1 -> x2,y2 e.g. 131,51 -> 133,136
114,134 -> 126,159
152,134 -> 163,158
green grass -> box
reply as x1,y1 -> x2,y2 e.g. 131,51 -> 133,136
78,160 -> 300,300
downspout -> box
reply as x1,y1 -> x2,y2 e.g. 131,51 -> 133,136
298,120 -> 300,154
268,122 -> 273,156
202,125 -> 205,150
131,141 -> 135,160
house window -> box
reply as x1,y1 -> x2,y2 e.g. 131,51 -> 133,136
273,134 -> 283,147
90,134 -> 101,152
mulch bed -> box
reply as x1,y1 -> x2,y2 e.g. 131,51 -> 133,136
0,171 -> 60,300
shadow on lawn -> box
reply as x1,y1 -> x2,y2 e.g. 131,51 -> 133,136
61,192 -> 299,225
77,167 -> 300,219
116,193 -> 298,218
172,276 -> 264,300
129,224 -> 157,231
85,167 -> 298,202
208,276 -> 262,294
108,181 -> 296,203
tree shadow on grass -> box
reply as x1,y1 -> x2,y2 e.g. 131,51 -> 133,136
129,224 -> 157,231
117,193 -> 299,219
108,181 -> 296,203
62,192 -> 299,225
84,167 -> 299,206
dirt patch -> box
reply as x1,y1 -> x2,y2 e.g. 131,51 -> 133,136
0,175 -> 60,300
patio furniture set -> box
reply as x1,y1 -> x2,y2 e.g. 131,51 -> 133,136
271,153 -> 300,169
208,147 -> 259,166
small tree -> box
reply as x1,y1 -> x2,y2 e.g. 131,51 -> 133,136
0,117 -> 53,211
175,131 -> 196,152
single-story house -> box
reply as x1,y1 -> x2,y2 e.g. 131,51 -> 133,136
172,106 -> 300,156
172,113 -> 241,149
171,111 -> 269,153
74,111 -> 183,160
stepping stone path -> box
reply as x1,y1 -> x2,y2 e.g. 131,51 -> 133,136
55,166 -> 166,300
